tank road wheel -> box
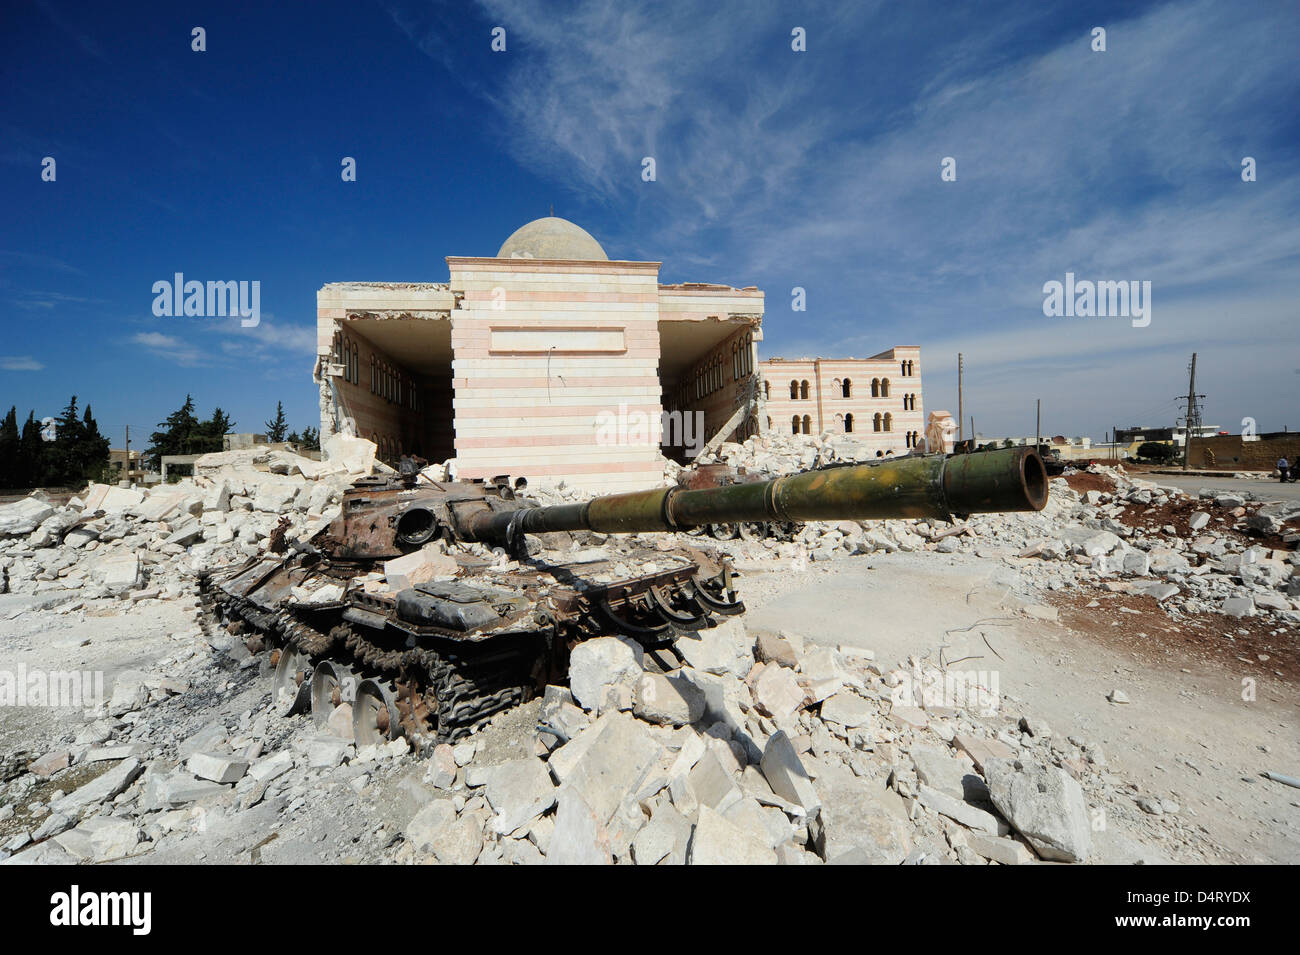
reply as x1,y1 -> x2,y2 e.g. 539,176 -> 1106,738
310,661 -> 356,729
737,521 -> 765,542
272,645 -> 312,716
708,522 -> 739,540
353,678 -> 402,746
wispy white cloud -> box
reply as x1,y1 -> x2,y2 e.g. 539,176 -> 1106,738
0,355 -> 45,371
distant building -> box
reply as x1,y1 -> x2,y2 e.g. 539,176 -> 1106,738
108,449 -> 147,482
757,349 -> 924,456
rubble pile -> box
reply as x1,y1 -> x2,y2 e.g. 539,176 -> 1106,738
5,611 -> 1180,865
0,435 -> 381,602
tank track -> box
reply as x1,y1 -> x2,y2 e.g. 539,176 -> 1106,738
198,573 -> 547,744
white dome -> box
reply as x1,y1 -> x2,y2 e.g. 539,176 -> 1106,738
496,216 -> 608,261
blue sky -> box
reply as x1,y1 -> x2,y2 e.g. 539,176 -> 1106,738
2,0 -> 1297,448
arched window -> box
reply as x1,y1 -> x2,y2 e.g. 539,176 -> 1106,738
905,432 -> 912,448
881,378 -> 891,398
883,412 -> 893,431
766,416 -> 772,430
844,413 -> 854,433
790,380 -> 798,400
791,415 -> 800,434
835,413 -> 844,431
764,380 -> 770,400
842,378 -> 852,398
871,378 -> 880,398
802,415 -> 811,434
901,360 -> 907,376
873,413 -> 883,432
908,360 -> 915,375
800,380 -> 810,400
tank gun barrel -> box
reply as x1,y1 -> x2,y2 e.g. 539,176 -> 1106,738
461,447 -> 1047,544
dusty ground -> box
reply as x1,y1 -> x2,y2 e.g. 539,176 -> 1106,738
740,551 -> 1300,864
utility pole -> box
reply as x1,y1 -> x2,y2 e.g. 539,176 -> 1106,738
957,353 -> 964,442
1035,399 -> 1041,451
124,425 -> 130,484
970,416 -> 975,445
1176,353 -> 1205,470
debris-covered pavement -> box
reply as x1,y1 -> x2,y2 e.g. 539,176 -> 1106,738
1,432 -> 1297,865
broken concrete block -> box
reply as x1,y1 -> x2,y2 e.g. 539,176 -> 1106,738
754,632 -> 798,668
689,805 -> 777,865
546,787 -> 613,865
187,752 -> 250,784
107,670 -> 149,716
815,762 -> 912,864
51,758 -> 143,814
759,730 -> 820,813
752,665 -> 805,721
483,758 -> 556,835
984,757 -> 1091,863
819,692 -> 874,728
687,749 -> 743,813
631,802 -> 692,865
427,744 -> 457,789
568,636 -> 642,713
674,617 -> 753,678
306,735 -> 353,768
1221,596 -> 1255,618
0,498 -> 55,536
382,545 -> 459,591
965,831 -> 1035,865
917,785 -> 1007,835
560,713 -> 662,826
633,672 -> 705,726
28,751 -> 70,777
406,800 -> 483,865
952,734 -> 1015,773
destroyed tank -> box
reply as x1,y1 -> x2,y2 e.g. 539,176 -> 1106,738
198,447 -> 1048,748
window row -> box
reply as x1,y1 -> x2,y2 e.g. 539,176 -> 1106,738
900,359 -> 915,376
371,357 -> 418,410
731,332 -> 754,380
904,430 -> 922,448
333,333 -> 361,386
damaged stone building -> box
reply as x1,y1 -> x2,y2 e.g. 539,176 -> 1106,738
759,352 -> 925,456
315,217 -> 763,493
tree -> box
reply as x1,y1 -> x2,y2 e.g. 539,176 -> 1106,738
299,426 -> 320,451
265,401 -> 288,442
191,407 -> 234,454
146,395 -> 199,470
79,404 -> 111,482
42,395 -> 86,486
0,406 -> 18,488
18,411 -> 46,488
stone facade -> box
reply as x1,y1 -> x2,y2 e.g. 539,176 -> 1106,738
758,349 -> 924,456
315,218 -> 763,493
